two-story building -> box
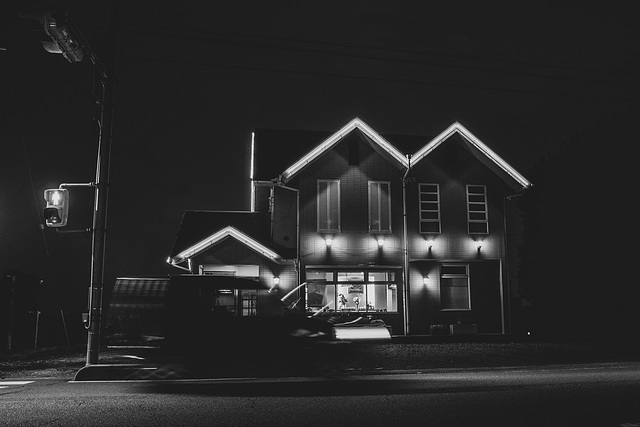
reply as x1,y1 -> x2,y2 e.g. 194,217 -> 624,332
166,118 -> 531,336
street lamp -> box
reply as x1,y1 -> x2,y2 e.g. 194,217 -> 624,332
41,12 -> 85,63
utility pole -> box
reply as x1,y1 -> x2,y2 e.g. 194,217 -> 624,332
86,4 -> 116,365
39,3 -> 118,365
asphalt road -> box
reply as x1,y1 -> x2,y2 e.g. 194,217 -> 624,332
4,339 -> 640,381
2,362 -> 640,426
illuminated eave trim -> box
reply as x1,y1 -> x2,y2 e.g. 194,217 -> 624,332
169,226 -> 285,266
280,118 -> 408,183
250,132 -> 256,212
411,122 -> 532,189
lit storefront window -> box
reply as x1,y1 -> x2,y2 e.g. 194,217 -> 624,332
305,269 -> 397,314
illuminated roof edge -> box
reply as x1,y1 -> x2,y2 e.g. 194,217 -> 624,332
170,226 -> 286,265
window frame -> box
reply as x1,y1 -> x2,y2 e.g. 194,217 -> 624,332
466,184 -> 489,235
418,183 -> 441,234
304,268 -> 399,314
368,181 -> 392,234
317,179 -> 341,233
440,263 -> 471,311
241,290 -> 257,316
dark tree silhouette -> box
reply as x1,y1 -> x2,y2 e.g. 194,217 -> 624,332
518,106 -> 638,340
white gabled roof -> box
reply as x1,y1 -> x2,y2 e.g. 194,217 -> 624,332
411,122 -> 532,189
276,118 -> 531,190
279,117 -> 409,183
169,226 -> 286,267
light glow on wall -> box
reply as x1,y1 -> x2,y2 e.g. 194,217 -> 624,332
411,122 -> 532,189
464,238 -> 488,254
280,118 -> 408,183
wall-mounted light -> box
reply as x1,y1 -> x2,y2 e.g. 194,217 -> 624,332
269,276 -> 280,293
426,239 -> 434,250
422,276 -> 429,285
377,238 -> 385,247
324,237 -> 333,247
476,241 -> 483,251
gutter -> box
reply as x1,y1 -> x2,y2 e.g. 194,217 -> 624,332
255,179 -> 302,296
501,185 -> 532,334
401,155 -> 411,336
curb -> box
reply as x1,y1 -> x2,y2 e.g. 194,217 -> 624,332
72,360 -> 640,382
73,364 -> 158,381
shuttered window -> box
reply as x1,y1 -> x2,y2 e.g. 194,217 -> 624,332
419,183 -> 441,233
369,181 -> 391,233
467,185 -> 489,234
317,180 -> 341,232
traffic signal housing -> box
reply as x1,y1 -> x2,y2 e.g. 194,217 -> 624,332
43,188 -> 69,227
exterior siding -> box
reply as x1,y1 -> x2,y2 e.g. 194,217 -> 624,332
284,136 -> 407,334
406,137 -> 508,260
293,136 -> 405,268
192,238 -> 297,299
408,260 -> 502,334
172,121 -> 528,337
405,138 -> 510,334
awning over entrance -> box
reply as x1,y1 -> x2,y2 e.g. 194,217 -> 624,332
109,275 -> 269,312
110,277 -> 169,311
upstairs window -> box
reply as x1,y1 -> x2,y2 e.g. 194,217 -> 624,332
467,185 -> 488,234
369,181 -> 391,233
419,183 -> 441,233
317,180 -> 341,232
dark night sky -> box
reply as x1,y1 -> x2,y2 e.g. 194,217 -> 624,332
1,0 -> 639,310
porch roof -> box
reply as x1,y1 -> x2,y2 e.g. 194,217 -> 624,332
168,211 -> 292,268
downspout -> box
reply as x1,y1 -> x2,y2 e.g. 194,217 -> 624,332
258,179 -> 301,304
402,155 -> 411,336
277,181 -> 301,300
295,186 -> 300,295
500,193 -> 508,334
268,185 -> 275,247
501,189 -> 527,334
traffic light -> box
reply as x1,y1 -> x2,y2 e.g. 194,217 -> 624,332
43,188 -> 69,227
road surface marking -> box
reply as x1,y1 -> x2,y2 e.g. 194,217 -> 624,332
0,381 -> 34,389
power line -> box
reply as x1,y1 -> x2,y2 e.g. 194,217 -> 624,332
120,23 -> 640,87
120,54 -> 639,103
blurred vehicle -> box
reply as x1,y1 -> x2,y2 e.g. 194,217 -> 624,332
160,275 -> 337,373
106,275 -> 390,376
327,315 -> 392,341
